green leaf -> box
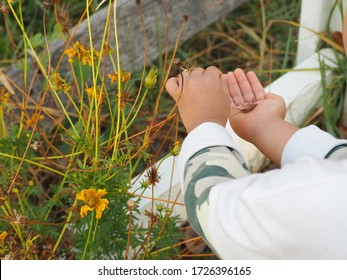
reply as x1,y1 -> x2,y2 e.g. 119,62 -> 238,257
29,33 -> 45,49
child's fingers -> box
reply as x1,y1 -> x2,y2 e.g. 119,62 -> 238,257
165,77 -> 180,101
220,74 -> 230,97
227,72 -> 244,106
205,65 -> 223,77
190,67 -> 205,76
246,71 -> 265,101
234,68 -> 255,102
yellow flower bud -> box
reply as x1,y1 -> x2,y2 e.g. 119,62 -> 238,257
170,141 -> 181,156
145,68 -> 157,89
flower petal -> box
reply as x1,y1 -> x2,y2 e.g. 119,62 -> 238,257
80,205 -> 93,218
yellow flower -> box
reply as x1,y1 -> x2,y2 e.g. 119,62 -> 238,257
81,49 -> 100,66
65,41 -> 86,63
64,41 -> 100,66
76,188 -> 109,219
144,67 -> 157,89
26,113 -> 44,127
0,231 -> 7,245
85,86 -> 104,104
0,87 -> 10,104
51,72 -> 71,93
107,70 -> 131,84
85,86 -> 94,97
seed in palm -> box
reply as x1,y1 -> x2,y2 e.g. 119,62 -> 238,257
237,100 -> 259,113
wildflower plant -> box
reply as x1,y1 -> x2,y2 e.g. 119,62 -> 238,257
0,0 -> 185,260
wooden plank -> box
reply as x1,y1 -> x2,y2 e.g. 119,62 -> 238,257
2,0 -> 246,108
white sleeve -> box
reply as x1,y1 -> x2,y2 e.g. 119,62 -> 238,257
179,123 -> 347,259
178,122 -> 244,193
281,125 -> 347,165
208,157 -> 347,259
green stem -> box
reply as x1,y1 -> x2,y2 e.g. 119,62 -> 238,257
2,202 -> 26,249
112,0 -> 123,161
33,150 -> 82,161
124,88 -> 149,130
90,218 -> 99,259
0,152 -> 66,177
44,147 -> 77,221
52,198 -> 78,255
19,0 -> 27,92
85,0 -> 99,166
16,0 -> 26,138
0,105 -> 6,138
82,211 -> 94,260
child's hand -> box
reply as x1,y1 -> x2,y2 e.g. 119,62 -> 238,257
166,66 -> 230,133
227,68 -> 286,143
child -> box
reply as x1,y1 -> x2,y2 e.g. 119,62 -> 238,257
165,66 -> 347,259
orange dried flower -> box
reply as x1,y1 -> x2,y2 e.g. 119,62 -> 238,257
0,2 -> 10,14
145,166 -> 161,187
119,90 -> 134,109
57,4 -> 72,34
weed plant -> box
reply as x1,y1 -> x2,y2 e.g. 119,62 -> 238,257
0,0 -> 184,260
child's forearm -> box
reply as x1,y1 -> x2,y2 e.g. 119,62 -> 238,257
183,145 -> 249,244
248,118 -> 299,166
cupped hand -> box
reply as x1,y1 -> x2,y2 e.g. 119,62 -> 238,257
227,68 -> 286,143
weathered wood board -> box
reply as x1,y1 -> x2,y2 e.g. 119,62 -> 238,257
2,0 -> 246,103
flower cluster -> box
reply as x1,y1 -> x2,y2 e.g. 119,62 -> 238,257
85,86 -> 104,104
76,188 -> 109,219
51,72 -> 71,93
0,87 -> 10,104
108,70 -> 131,85
26,113 -> 44,128
65,41 -> 100,66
